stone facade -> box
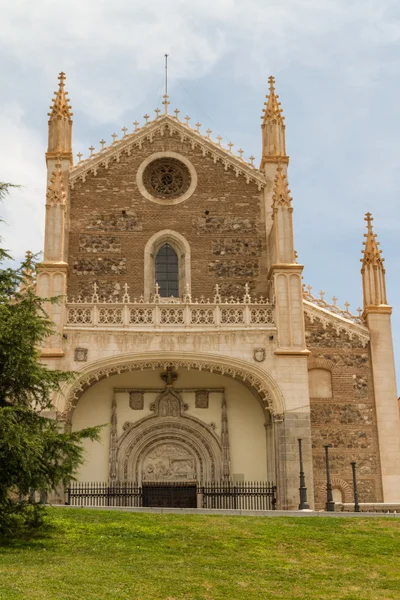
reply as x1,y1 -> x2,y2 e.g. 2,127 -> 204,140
66,133 -> 265,299
306,314 -> 383,507
34,72 -> 400,509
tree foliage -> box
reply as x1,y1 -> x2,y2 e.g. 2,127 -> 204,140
0,182 -> 100,537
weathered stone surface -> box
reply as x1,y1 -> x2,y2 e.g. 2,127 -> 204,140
212,238 -> 262,257
317,353 -> 369,369
193,216 -> 256,233
73,257 -> 127,276
311,427 -> 373,450
86,209 -> 142,232
79,235 -> 121,253
218,281 -> 256,299
76,280 -> 122,299
305,325 -> 366,349
311,403 -> 374,426
208,260 -> 259,278
352,374 -> 368,398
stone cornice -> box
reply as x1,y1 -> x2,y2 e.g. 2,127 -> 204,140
69,115 -> 267,190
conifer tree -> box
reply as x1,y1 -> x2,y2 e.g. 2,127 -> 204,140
0,183 -> 100,536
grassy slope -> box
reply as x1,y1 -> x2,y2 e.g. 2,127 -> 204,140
0,509 -> 399,600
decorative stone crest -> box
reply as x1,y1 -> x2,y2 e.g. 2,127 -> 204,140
253,347 -> 266,362
195,390 -> 209,409
74,347 -> 88,362
129,391 -> 144,410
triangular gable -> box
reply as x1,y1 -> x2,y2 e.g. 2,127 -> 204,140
69,115 -> 266,190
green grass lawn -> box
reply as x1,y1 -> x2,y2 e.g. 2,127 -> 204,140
0,509 -> 399,600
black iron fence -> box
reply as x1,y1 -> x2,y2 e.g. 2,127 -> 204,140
65,481 -> 277,511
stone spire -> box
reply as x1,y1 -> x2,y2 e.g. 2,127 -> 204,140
361,212 -> 388,311
260,76 -> 288,169
46,72 -> 73,163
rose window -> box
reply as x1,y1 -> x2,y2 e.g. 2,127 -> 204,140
143,158 -> 191,199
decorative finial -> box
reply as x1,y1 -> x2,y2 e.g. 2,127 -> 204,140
133,120 -> 140,131
155,108 -> 161,119
362,212 -> 384,268
332,296 -> 338,306
184,115 -> 191,126
174,108 -> 180,119
162,94 -> 170,115
89,146 -> 95,156
143,114 -> 150,124
77,152 -> 83,162
121,126 -> 128,137
238,148 -> 244,159
48,71 -> 72,121
260,75 -> 288,167
100,139 -> 106,150
217,135 -> 223,145
195,122 -> 201,132
227,142 -> 234,153
344,301 -> 351,313
361,212 -> 388,308
206,128 -> 212,138
249,155 -> 255,166
262,75 -> 284,124
111,133 -> 118,143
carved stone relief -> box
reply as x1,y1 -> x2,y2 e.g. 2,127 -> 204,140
129,391 -> 144,410
142,443 -> 196,481
74,347 -> 88,362
159,392 -> 180,417
195,390 -> 209,409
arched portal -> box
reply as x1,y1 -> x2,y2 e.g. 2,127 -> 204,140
67,360 -> 281,485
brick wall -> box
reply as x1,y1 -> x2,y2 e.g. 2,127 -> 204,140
67,130 -> 266,300
305,315 -> 383,507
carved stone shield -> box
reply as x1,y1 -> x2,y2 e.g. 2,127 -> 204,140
253,347 -> 266,362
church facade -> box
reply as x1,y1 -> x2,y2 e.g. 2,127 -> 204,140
36,73 -> 400,509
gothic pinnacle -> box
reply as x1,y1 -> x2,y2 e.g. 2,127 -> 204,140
361,212 -> 384,269
361,212 -> 388,309
260,75 -> 288,168
47,72 -> 73,161
262,75 -> 285,125
48,72 -> 73,121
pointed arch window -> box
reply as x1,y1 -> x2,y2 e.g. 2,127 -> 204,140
156,243 -> 179,297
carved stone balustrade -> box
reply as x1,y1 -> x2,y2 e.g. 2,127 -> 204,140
65,297 -> 275,331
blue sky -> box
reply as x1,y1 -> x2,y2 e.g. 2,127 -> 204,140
1,0 -> 399,380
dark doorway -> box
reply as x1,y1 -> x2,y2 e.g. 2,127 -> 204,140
142,483 -> 197,508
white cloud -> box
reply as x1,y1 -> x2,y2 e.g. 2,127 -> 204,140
0,103 -> 46,261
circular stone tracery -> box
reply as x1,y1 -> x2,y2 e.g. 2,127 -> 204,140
143,158 -> 191,199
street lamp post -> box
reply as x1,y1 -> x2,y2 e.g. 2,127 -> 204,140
297,438 -> 310,510
324,445 -> 335,512
351,461 -> 360,513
